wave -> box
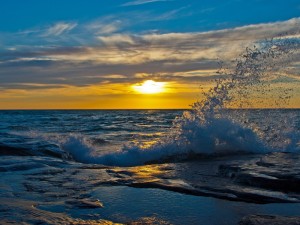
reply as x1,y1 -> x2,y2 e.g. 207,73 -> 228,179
60,118 -> 266,166
60,116 -> 298,167
0,144 -> 34,156
1,131 -> 74,159
61,37 -> 300,166
0,142 -> 65,159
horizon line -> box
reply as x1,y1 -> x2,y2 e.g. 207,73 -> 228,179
0,108 -> 299,111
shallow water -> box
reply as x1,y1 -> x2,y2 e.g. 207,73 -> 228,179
1,154 -> 300,225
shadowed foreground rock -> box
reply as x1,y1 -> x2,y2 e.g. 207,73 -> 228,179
239,215 -> 300,225
106,152 -> 300,204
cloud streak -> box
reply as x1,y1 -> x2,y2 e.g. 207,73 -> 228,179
122,0 -> 172,6
43,22 -> 77,36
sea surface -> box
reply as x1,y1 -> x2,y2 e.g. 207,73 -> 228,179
0,109 -> 300,225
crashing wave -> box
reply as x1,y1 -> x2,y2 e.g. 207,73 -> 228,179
62,37 -> 300,166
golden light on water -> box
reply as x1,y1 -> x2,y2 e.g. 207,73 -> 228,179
132,80 -> 165,94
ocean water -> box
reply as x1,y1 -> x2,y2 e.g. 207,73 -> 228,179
0,109 -> 299,162
0,109 -> 182,159
1,109 -> 299,165
0,109 -> 300,225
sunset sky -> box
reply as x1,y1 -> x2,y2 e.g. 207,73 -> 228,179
0,0 -> 300,109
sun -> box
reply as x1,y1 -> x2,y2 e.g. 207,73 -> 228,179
132,80 -> 165,94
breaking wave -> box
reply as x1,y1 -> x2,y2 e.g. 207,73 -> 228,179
61,37 -> 300,166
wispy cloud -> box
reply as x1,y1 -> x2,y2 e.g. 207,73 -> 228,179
43,22 -> 77,36
152,6 -> 190,21
86,17 -> 123,35
5,9 -> 190,47
122,0 -> 172,7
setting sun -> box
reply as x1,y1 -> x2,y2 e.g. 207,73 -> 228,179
132,80 -> 165,94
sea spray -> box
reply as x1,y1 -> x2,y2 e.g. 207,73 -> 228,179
174,37 -> 300,152
63,38 -> 300,166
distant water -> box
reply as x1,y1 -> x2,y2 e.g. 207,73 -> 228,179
0,109 -> 299,166
0,109 -> 181,159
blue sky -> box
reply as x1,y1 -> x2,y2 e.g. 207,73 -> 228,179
1,0 -> 300,33
0,0 -> 299,108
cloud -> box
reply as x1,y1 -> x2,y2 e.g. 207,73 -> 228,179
0,18 -> 299,91
122,0 -> 172,7
152,6 -> 190,21
4,18 -> 300,64
43,22 -> 77,36
86,17 -> 123,35
0,83 -> 67,90
98,34 -> 136,45
2,9 -> 190,48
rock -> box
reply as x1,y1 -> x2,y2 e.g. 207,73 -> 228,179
239,215 -> 300,225
218,152 -> 300,193
66,199 -> 104,209
107,153 -> 300,203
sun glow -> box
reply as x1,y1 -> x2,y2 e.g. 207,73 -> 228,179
133,80 -> 165,94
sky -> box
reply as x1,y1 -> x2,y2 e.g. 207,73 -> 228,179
0,0 -> 300,109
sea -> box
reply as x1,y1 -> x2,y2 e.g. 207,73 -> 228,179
0,109 -> 300,225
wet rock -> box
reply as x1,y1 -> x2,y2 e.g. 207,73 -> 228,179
218,153 -> 300,193
107,153 -> 300,203
239,215 -> 300,225
129,216 -> 172,225
66,199 -> 104,209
